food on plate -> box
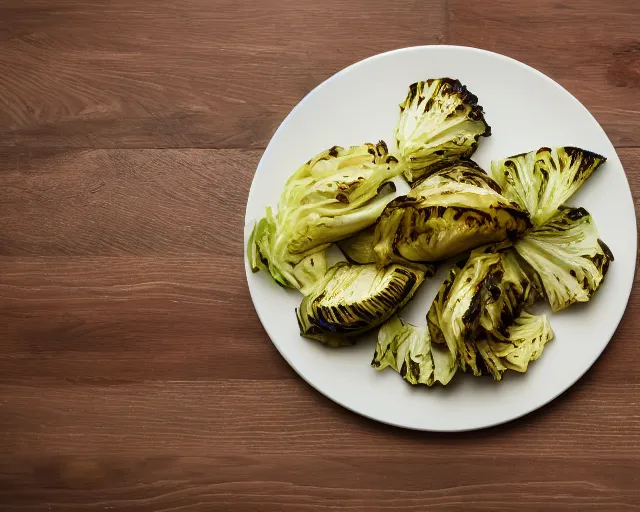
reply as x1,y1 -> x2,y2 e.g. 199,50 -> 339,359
246,76 -> 613,388
427,243 -> 541,377
372,315 -> 456,386
296,262 -> 430,346
373,162 -> 530,265
476,312 -> 554,380
514,206 -> 613,312
248,207 -> 328,294
492,146 -> 606,226
248,142 -> 401,293
395,79 -> 491,183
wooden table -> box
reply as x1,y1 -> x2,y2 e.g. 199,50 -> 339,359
1,1 -> 639,510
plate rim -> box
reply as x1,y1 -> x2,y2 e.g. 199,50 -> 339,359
244,44 -> 638,432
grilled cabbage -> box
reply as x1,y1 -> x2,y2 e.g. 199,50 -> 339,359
492,147 -> 606,226
247,207 -> 328,294
515,206 -> 613,312
373,162 -> 530,265
477,312 -> 554,381
296,262 -> 428,346
427,244 -> 539,375
248,142 -> 401,291
395,79 -> 491,183
248,78 -> 612,382
372,315 -> 456,386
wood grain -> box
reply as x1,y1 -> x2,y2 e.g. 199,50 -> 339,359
0,384 -> 640,511
1,1 -> 640,510
0,149 -> 256,255
0,0 -> 445,149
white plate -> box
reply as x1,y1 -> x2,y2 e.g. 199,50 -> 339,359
244,46 -> 637,431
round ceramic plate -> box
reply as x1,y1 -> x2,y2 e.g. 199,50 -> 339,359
244,46 -> 636,431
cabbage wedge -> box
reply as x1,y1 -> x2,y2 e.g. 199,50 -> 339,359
477,312 -> 554,381
296,262 -> 428,346
492,146 -> 606,226
395,79 -> 491,183
372,315 -> 457,386
248,142 -> 402,291
373,162 -> 530,265
515,206 -> 613,312
247,207 -> 328,294
427,244 -> 539,375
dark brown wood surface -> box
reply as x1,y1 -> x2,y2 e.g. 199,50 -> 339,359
1,1 -> 639,510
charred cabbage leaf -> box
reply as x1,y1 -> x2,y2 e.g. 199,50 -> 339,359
248,142 -> 401,291
492,147 -> 606,226
515,206 -> 613,312
372,315 -> 456,386
247,206 -> 328,294
479,249 -> 542,338
477,312 -> 554,381
281,142 -> 401,254
373,162 -> 530,265
296,262 -> 428,346
427,244 -> 539,375
395,79 -> 491,183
